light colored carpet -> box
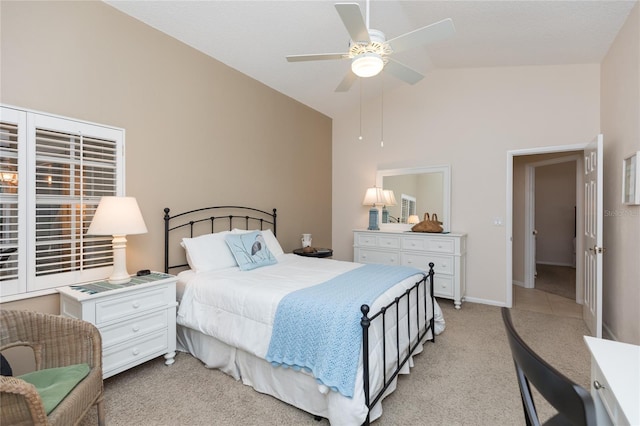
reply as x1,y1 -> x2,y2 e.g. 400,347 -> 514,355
79,301 -> 591,426
535,264 -> 576,300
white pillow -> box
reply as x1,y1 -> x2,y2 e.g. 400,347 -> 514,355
231,228 -> 284,257
181,231 -> 237,272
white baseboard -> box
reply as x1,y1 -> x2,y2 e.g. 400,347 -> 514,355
462,296 -> 507,307
602,322 -> 618,341
513,280 -> 525,288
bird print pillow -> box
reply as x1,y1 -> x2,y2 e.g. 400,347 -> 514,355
225,231 -> 277,271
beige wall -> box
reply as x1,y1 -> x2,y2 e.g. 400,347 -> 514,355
0,1 -> 332,310
333,64 -> 600,306
600,2 -> 640,344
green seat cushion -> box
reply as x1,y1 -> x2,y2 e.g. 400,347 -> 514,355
18,363 -> 90,414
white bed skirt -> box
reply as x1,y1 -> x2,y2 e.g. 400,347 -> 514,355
176,323 -> 432,425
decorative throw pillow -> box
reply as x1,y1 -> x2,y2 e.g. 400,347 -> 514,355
225,231 -> 277,271
231,228 -> 284,257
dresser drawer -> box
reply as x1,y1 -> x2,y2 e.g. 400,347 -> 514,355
402,253 -> 454,275
355,233 -> 400,249
402,236 -> 455,254
100,310 -> 168,348
95,287 -> 169,325
103,330 -> 168,376
356,248 -> 399,266
433,276 -> 454,298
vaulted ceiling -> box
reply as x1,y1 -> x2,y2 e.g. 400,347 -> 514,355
105,0 -> 637,118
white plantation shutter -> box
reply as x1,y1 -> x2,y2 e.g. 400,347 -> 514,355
0,106 -> 124,297
0,109 -> 25,295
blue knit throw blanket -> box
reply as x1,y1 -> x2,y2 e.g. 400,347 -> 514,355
265,264 -> 423,398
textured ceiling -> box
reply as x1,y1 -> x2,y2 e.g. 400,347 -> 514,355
105,0 -> 637,118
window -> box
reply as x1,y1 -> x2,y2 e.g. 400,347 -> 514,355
0,106 -> 124,298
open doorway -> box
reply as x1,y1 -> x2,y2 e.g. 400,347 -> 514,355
507,146 -> 585,316
524,155 -> 581,304
507,137 -> 603,336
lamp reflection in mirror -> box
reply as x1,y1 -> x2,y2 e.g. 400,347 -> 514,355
87,196 -> 147,284
408,215 -> 420,225
381,190 -> 397,223
362,186 -> 385,230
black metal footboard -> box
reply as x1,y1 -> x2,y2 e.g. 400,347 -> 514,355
360,263 -> 435,426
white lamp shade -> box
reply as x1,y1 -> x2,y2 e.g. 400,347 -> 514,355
408,214 -> 420,225
383,190 -> 397,206
351,53 -> 384,78
362,187 -> 385,206
87,196 -> 148,236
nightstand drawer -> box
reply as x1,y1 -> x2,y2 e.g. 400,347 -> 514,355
402,253 -> 454,275
356,248 -> 399,266
95,287 -> 168,325
103,330 -> 168,375
100,310 -> 168,348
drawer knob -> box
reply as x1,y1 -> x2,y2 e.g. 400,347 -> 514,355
132,301 -> 140,309
132,348 -> 140,356
132,325 -> 140,332
593,380 -> 605,390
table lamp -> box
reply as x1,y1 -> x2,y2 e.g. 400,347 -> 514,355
87,196 -> 148,284
362,186 -> 385,230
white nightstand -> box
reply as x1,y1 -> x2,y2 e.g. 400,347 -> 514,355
57,272 -> 178,379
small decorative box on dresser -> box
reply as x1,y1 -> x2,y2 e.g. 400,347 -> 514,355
57,272 -> 178,379
353,230 -> 467,309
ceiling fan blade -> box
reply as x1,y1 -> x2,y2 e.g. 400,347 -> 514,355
384,58 -> 425,85
286,53 -> 349,62
335,3 -> 370,43
387,18 -> 455,53
335,70 -> 358,92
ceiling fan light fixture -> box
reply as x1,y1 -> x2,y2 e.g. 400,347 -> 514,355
351,53 -> 384,78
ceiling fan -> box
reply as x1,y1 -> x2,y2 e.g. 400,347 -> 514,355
286,1 -> 455,92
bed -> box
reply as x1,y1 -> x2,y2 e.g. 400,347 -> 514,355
163,205 -> 444,425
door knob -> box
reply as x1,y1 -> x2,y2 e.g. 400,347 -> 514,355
588,245 -> 606,254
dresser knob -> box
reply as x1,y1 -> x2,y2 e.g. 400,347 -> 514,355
132,348 -> 140,356
132,325 -> 140,332
132,301 -> 140,309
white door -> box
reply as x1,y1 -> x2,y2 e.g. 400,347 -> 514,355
583,134 -> 603,337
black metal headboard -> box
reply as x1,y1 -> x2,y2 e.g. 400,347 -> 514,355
163,205 -> 277,273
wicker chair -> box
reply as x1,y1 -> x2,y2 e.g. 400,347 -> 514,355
0,310 -> 105,426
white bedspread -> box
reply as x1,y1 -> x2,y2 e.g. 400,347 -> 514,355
177,254 -> 363,359
176,254 -> 444,425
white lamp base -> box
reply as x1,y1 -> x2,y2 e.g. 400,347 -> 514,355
109,235 -> 131,284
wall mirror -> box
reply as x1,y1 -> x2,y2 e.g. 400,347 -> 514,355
376,165 -> 451,232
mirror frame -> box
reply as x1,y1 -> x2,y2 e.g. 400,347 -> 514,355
376,165 -> 451,232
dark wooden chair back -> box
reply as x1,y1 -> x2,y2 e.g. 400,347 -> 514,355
501,307 -> 596,426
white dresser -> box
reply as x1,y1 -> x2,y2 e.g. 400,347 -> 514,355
58,272 -> 178,379
584,336 -> 639,426
353,230 -> 467,308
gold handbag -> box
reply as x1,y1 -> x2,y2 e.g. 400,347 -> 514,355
411,213 -> 443,233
